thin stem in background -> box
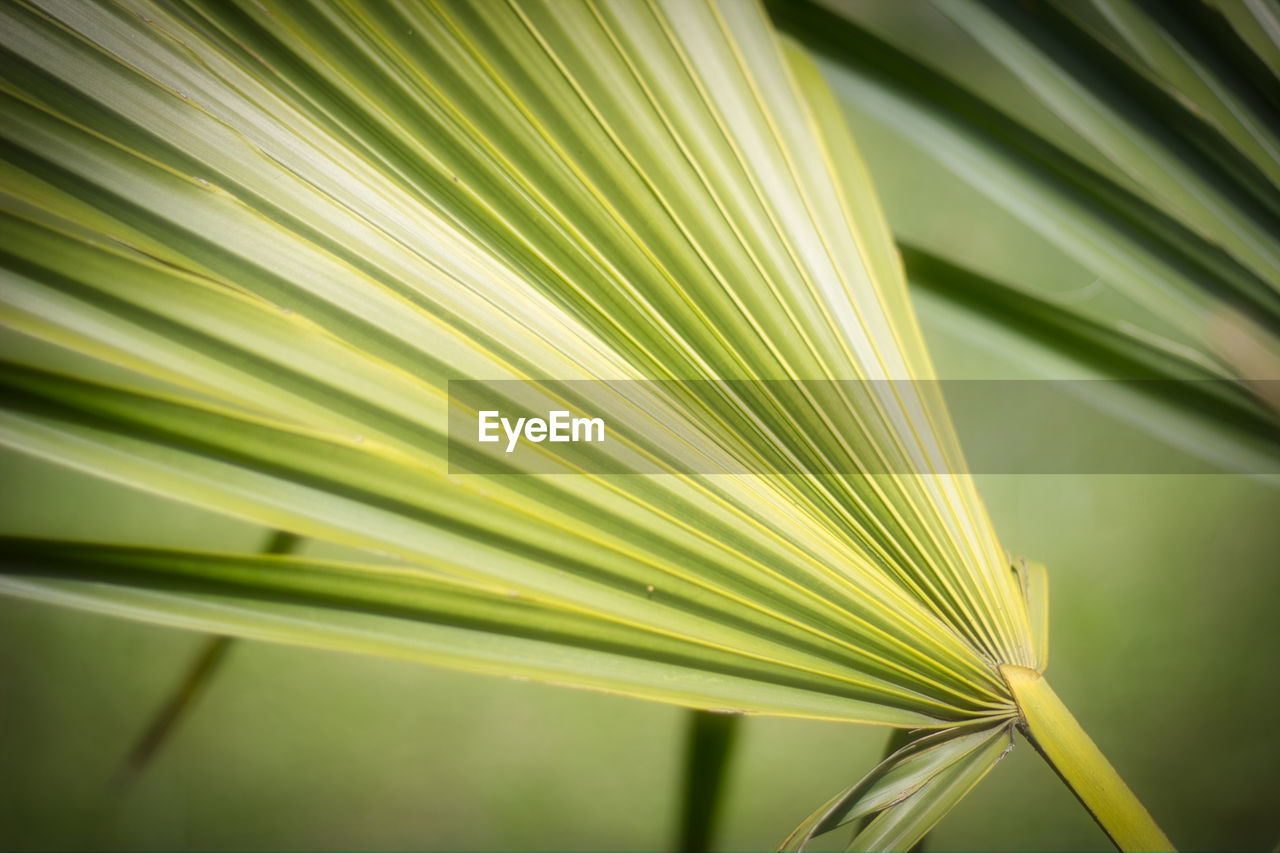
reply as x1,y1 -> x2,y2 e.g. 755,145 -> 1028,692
116,530 -> 301,784
678,709 -> 741,853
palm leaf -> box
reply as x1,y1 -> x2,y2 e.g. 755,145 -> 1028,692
0,1 -> 1172,849
938,1 -> 1280,282
902,245 -> 1280,479
779,720 -> 1014,852
770,0 -> 1280,414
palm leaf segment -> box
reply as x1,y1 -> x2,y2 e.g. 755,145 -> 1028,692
0,0 -> 1045,845
773,0 -> 1280,402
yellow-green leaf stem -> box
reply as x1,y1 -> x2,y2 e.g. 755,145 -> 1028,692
1001,665 -> 1173,852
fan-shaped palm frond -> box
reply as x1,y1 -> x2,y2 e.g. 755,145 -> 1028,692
0,1 -> 1178,849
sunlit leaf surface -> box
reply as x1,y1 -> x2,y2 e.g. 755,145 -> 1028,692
0,0 -> 1036,730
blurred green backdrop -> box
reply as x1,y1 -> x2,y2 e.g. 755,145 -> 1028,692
2,2 -> 1278,850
